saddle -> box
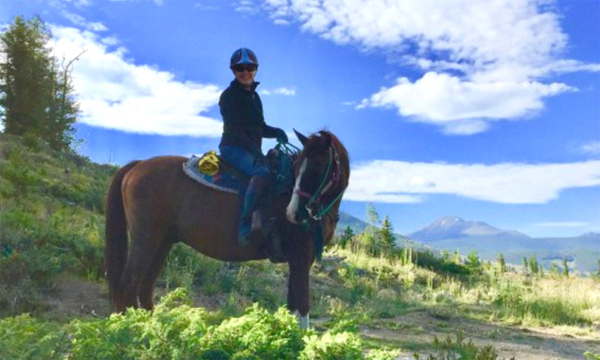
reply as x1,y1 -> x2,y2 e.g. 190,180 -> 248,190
182,146 -> 295,263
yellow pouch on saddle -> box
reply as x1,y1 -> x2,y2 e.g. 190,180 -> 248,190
198,150 -> 219,176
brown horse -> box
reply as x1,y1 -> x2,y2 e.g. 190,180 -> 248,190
105,130 -> 349,327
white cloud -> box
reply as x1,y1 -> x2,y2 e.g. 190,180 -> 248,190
52,26 -> 223,137
235,0 -> 260,14
362,72 -> 572,135
261,0 -> 599,134
62,12 -> 108,31
533,221 -> 589,228
345,160 -> 600,204
260,87 -> 296,96
579,141 -> 600,156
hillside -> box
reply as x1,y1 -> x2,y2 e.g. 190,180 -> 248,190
409,216 -> 600,273
1,133 -> 600,359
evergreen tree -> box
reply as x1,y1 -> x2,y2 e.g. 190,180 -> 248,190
366,203 -> 380,227
453,249 -> 461,264
441,250 -> 450,262
562,257 -> 570,277
379,215 -> 396,256
549,262 -> 561,277
497,253 -> 506,274
465,250 -> 482,274
528,255 -> 540,275
522,257 -> 529,275
339,226 -> 354,249
0,15 -> 79,151
360,203 -> 381,256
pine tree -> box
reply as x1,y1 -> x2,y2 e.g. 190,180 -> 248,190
522,257 -> 529,275
339,226 -> 354,249
453,250 -> 461,264
361,203 -> 381,256
528,255 -> 540,275
0,15 -> 79,151
379,215 -> 396,256
497,253 -> 506,274
465,250 -> 482,274
562,257 -> 569,277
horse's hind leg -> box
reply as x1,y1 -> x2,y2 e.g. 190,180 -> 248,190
119,227 -> 166,310
139,237 -> 175,310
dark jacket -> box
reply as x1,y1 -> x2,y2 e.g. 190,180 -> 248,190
219,79 -> 280,154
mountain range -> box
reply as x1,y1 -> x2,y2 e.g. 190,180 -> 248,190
337,213 -> 600,273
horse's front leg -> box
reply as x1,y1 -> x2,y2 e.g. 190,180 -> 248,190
287,246 -> 313,329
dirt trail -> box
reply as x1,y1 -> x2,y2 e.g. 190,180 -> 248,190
46,277 -> 600,360
362,311 -> 600,360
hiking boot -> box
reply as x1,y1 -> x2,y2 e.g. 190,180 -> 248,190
238,175 -> 268,247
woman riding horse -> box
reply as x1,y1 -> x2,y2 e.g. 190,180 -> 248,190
219,47 -> 288,247
104,50 -> 349,329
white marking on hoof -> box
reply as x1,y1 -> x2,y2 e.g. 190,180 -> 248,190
295,311 -> 310,329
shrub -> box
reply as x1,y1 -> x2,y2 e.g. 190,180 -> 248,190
414,331 -> 511,360
0,289 -> 385,360
300,332 -> 364,360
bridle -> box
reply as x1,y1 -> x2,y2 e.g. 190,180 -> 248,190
294,142 -> 346,221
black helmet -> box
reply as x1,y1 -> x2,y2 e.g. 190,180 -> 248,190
230,48 -> 259,68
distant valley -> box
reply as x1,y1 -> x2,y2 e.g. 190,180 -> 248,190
337,213 -> 600,273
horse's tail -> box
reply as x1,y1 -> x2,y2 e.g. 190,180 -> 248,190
105,160 -> 140,310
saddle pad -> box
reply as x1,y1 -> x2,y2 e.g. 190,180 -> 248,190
182,155 -> 239,194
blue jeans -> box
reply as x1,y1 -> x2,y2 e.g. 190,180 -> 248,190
219,145 -> 269,178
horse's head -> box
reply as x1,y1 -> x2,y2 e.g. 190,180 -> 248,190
286,129 -> 350,225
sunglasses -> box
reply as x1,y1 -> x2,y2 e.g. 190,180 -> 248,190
232,64 -> 257,73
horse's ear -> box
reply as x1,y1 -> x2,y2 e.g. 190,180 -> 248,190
320,131 -> 331,149
294,129 -> 308,146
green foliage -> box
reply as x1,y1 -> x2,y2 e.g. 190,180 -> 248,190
528,255 -> 540,276
585,352 -> 600,360
465,250 -> 482,275
491,279 -> 589,326
0,314 -> 71,360
0,15 -> 79,151
301,332 -> 363,360
497,253 -> 506,274
0,289 -> 387,360
339,225 -> 355,249
0,134 -> 112,314
413,331 -> 511,360
562,257 -> 570,277
379,216 -> 396,257
413,249 -> 470,277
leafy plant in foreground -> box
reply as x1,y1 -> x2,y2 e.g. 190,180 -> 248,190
585,352 -> 600,360
413,331 -> 514,360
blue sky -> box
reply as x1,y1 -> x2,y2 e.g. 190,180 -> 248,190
1,0 -> 599,237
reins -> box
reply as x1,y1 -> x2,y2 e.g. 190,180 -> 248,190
295,142 -> 345,221
279,136 -> 347,262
